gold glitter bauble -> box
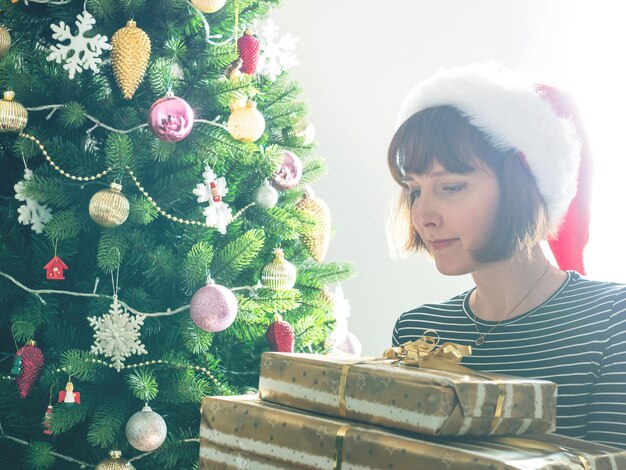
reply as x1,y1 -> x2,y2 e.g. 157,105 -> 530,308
228,100 -> 265,143
89,182 -> 130,228
96,450 -> 135,470
261,248 -> 297,290
0,25 -> 10,58
111,20 -> 151,100
0,91 -> 28,133
191,0 -> 226,13
296,189 -> 331,262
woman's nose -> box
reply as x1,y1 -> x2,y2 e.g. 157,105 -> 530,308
411,193 -> 441,229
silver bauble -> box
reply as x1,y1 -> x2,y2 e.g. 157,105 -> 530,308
125,405 -> 167,451
254,182 -> 279,210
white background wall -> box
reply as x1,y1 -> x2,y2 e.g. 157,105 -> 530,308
271,1 -> 626,355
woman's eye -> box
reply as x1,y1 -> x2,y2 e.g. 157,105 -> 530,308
443,183 -> 466,193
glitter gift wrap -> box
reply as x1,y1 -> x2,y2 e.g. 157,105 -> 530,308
199,395 -> 626,470
258,352 -> 557,436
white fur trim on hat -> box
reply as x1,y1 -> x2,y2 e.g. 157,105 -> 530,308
395,62 -> 582,231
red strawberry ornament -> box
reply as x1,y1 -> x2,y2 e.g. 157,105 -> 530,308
15,340 -> 44,398
266,314 -> 295,352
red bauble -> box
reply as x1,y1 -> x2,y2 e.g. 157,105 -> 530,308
266,314 -> 295,352
15,340 -> 44,398
148,91 -> 195,142
237,30 -> 260,74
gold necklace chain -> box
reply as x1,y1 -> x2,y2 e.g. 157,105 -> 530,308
472,264 -> 550,346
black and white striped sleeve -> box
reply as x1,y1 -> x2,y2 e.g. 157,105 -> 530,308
586,288 -> 626,449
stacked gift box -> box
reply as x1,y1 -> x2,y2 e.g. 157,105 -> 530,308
200,344 -> 626,469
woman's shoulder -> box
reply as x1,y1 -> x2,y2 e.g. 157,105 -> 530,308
565,271 -> 626,298
397,290 -> 470,322
562,271 -> 626,316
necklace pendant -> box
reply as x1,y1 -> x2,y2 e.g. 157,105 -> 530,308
476,335 -> 485,346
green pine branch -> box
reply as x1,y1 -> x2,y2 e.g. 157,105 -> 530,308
87,397 -> 129,448
24,441 -> 56,470
211,228 -> 265,283
297,262 -> 357,288
127,369 -> 159,402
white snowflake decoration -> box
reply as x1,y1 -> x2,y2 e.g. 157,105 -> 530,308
14,169 -> 53,234
253,18 -> 299,81
88,296 -> 147,371
193,165 -> 233,234
47,11 -> 111,80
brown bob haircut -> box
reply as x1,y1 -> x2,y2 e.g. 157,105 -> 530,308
387,105 -> 550,263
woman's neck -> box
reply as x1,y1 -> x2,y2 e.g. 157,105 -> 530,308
469,246 -> 567,322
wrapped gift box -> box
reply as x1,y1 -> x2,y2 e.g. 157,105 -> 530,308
258,351 -> 557,436
200,395 -> 626,470
199,440 -> 300,469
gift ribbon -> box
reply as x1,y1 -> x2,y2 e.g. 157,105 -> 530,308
337,332 -> 508,434
333,424 -> 351,470
494,437 -> 591,470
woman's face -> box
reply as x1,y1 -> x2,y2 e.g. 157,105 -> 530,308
405,160 -> 500,275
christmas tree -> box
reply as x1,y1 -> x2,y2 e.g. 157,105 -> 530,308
0,1 -> 354,468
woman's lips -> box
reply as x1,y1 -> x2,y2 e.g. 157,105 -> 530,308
429,239 -> 459,251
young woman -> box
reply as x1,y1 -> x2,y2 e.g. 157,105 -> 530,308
387,63 -> 626,449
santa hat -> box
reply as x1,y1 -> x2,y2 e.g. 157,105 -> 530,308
395,62 -> 592,274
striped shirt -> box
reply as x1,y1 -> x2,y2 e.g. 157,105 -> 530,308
392,271 -> 626,449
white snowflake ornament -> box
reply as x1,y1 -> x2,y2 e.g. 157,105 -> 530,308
88,296 -> 147,371
47,10 -> 111,80
14,169 -> 53,234
252,18 -> 299,81
193,165 -> 233,234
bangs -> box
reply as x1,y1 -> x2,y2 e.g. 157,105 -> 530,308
388,106 -> 490,185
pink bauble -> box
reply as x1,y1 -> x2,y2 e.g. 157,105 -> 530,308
190,282 -> 238,332
271,150 -> 303,190
148,92 -> 195,142
336,332 -> 362,356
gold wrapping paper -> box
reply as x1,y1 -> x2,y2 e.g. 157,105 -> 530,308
199,441 -> 305,469
258,351 -> 557,436
200,395 -> 626,470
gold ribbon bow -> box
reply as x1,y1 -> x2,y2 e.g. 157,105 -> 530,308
383,330 -> 472,372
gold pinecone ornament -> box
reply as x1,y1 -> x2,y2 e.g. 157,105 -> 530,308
191,0 -> 227,13
96,450 -> 135,470
228,100 -> 265,143
0,91 -> 28,133
111,20 -> 151,100
261,248 -> 297,290
0,25 -> 10,57
296,188 -> 331,262
89,182 -> 130,228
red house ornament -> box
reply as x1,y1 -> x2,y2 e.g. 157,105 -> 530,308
43,256 -> 68,280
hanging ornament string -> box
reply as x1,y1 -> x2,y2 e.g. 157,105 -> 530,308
19,132 -> 113,182
25,104 -> 227,134
0,269 -> 254,313
10,321 -> 28,352
17,0 -> 73,5
126,169 -> 255,228
43,357 -> 224,387
18,133 -> 253,227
